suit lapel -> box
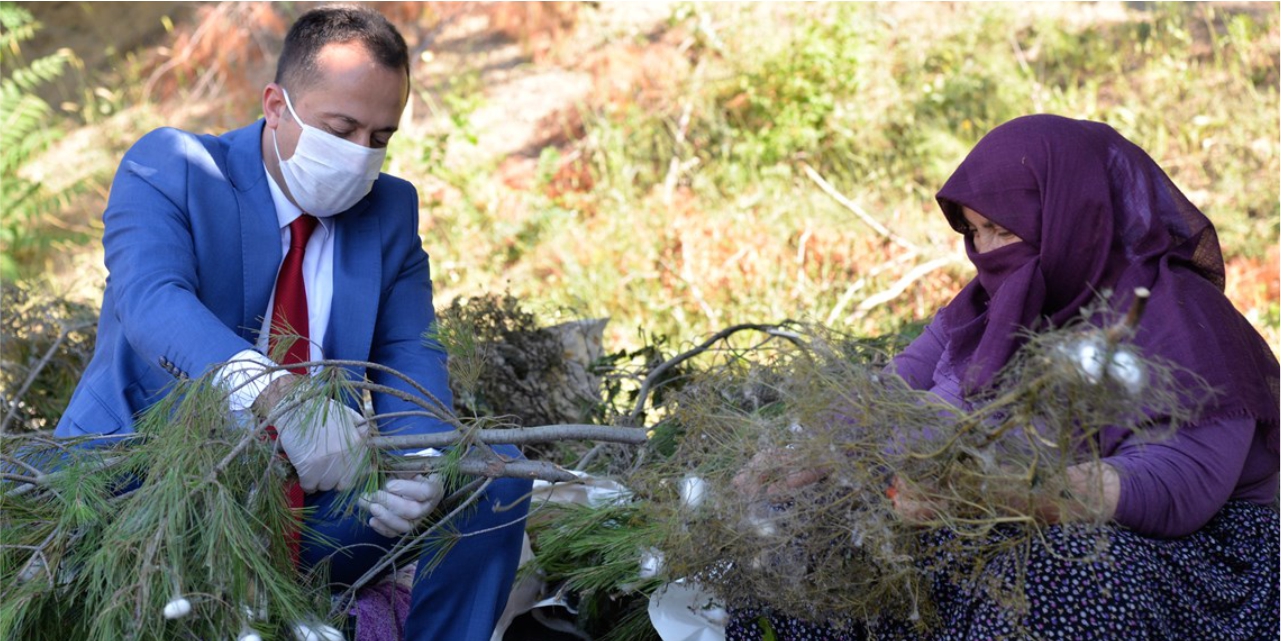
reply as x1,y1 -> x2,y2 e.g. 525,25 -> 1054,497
227,120 -> 282,342
226,119 -> 382,361
328,201 -> 380,362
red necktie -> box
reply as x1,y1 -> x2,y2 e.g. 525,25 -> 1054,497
268,214 -> 317,566
270,214 -> 318,373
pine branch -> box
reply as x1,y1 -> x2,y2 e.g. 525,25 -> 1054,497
369,424 -> 647,450
331,478 -> 492,613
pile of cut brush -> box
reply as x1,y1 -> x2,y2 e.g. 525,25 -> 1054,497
0,363 -> 645,641
527,294 -> 1209,638
0,290 -> 1210,641
0,290 -> 645,641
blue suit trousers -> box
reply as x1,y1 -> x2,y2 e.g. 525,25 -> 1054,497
303,471 -> 532,641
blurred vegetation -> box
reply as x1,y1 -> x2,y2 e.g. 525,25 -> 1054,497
0,280 -> 97,433
2,0 -> 1277,419
408,2 -> 1279,353
0,6 -> 89,279
1,4 -> 1276,638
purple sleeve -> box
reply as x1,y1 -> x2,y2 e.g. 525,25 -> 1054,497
1108,415 -> 1256,538
888,315 -> 946,391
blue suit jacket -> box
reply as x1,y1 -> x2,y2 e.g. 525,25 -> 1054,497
56,120 -> 453,440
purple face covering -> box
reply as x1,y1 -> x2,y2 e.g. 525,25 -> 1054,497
935,114 -> 1278,454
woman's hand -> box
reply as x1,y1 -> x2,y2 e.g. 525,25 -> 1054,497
731,449 -> 829,500
887,475 -> 941,524
1059,461 -> 1121,522
1005,461 -> 1121,524
887,461 -> 1120,526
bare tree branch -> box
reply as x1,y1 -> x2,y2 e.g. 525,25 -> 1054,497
801,162 -> 919,254
626,323 -> 803,426
386,455 -> 579,483
851,256 -> 962,318
369,424 -> 647,450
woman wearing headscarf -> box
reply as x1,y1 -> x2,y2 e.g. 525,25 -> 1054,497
728,115 -> 1279,640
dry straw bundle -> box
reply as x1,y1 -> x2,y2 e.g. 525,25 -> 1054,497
533,293 -> 1208,635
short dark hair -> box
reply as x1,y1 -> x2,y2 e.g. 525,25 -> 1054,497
275,4 -> 410,93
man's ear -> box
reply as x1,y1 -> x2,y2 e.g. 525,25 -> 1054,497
262,83 -> 286,129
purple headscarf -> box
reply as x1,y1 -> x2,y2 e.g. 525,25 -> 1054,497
935,114 -> 1278,452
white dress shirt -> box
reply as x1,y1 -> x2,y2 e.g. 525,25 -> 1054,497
214,166 -> 336,411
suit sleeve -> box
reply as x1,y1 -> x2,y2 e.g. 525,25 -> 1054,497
887,314 -> 947,390
102,128 -> 256,381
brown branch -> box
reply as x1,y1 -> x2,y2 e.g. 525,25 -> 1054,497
1,472 -> 44,485
626,323 -> 803,426
369,424 -> 647,451
1107,287 -> 1151,343
385,454 -> 578,483
801,162 -> 919,253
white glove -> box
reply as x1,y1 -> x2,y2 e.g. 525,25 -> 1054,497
276,397 -> 369,493
358,474 -> 444,537
291,621 -> 345,641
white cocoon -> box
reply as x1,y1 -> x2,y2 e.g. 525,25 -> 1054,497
1106,349 -> 1147,394
639,548 -> 665,579
1073,340 -> 1106,384
679,475 -> 707,509
162,597 -> 192,620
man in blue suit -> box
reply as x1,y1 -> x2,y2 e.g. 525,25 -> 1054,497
54,6 -> 530,640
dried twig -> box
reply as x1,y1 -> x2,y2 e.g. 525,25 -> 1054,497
1,319 -> 95,434
369,424 -> 647,451
1107,287 -> 1151,342
801,162 -> 919,253
826,251 -> 919,325
851,256 -> 962,318
626,323 -> 803,426
663,57 -> 705,205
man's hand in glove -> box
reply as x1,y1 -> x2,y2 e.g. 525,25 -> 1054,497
273,391 -> 370,493
359,474 -> 445,538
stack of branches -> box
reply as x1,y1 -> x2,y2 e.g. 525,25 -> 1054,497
436,291 -> 609,429
530,294 -> 1211,637
0,349 -> 645,640
0,286 -> 1213,640
0,281 -> 97,434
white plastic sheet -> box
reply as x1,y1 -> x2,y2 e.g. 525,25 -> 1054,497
648,581 -> 727,641
492,471 -> 728,641
491,471 -> 633,641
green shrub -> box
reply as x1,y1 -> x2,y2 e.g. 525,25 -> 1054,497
0,5 -> 86,279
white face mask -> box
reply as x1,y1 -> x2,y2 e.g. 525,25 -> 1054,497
271,88 -> 387,217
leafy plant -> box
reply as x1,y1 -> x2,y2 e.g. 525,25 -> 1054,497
0,5 -> 86,279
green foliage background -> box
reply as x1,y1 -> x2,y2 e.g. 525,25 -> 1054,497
2,0 -> 1277,453
0,5 -> 87,279
0,3 -> 1277,638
